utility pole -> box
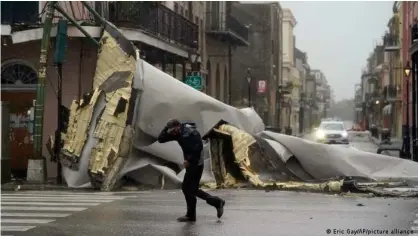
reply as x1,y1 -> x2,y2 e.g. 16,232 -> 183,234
53,19 -> 69,184
33,1 -> 56,161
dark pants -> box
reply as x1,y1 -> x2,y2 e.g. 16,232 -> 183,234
182,164 -> 222,218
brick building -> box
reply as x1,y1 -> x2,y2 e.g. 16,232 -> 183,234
1,1 -> 199,179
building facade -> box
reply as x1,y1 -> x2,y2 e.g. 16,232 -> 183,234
1,1 -> 200,179
205,2 -> 249,103
230,2 -> 282,126
295,47 -> 311,133
280,8 -> 298,131
311,69 -> 329,122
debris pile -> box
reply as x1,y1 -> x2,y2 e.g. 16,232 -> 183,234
58,22 -> 418,197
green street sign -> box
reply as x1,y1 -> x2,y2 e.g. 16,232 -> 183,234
184,71 -> 203,91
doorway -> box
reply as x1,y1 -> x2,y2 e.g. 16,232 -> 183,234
1,59 -> 38,178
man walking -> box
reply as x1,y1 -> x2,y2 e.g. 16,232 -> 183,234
158,119 -> 225,222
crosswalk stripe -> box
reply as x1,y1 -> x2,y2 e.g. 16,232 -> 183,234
1,213 -> 70,217
1,225 -> 36,232
1,194 -> 125,199
2,219 -> 55,224
0,191 -> 133,233
1,192 -> 115,195
414,220 -> 418,224
2,206 -> 86,211
1,202 -> 100,206
1,197 -> 114,203
411,226 -> 418,231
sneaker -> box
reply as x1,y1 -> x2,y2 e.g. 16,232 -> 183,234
177,215 -> 196,222
216,200 -> 226,218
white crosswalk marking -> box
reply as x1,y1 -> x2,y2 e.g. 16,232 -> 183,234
410,213 -> 418,236
2,213 -> 70,217
2,206 -> 87,211
2,219 -> 55,224
1,191 -> 132,234
2,197 -> 115,203
2,226 -> 36,232
2,202 -> 100,206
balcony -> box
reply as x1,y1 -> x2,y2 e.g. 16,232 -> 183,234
1,1 -> 40,26
2,2 -> 103,28
383,33 -> 400,52
411,23 -> 418,54
206,11 -> 249,46
383,85 -> 400,102
108,2 -> 198,49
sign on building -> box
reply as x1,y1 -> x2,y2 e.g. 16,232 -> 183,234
257,80 -> 267,94
184,71 -> 203,91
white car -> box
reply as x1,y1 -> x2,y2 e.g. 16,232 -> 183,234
314,121 -> 349,144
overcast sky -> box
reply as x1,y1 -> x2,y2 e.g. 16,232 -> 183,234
280,1 -> 394,101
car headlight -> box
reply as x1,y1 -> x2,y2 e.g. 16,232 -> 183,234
342,131 -> 348,137
316,130 -> 325,139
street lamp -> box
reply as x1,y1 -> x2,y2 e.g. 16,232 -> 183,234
285,97 -> 293,135
403,61 -> 412,159
246,68 -> 252,107
188,50 -> 201,71
299,92 -> 305,134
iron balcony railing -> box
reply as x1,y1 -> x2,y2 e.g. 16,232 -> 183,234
109,2 -> 198,49
1,1 -> 40,25
206,11 -> 248,45
383,85 -> 399,101
383,33 -> 399,47
412,22 -> 418,44
225,15 -> 248,41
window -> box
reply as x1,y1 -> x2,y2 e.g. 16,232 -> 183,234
185,9 -> 188,18
1,61 -> 37,85
224,67 -> 228,103
195,16 -> 199,24
174,3 -> 178,13
206,60 -> 211,95
216,63 -> 221,100
180,6 -> 184,15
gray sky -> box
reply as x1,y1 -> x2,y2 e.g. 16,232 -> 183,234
280,1 -> 394,101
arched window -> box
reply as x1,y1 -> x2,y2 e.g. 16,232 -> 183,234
206,60 -> 211,95
216,63 -> 220,100
223,67 -> 228,103
1,60 -> 38,85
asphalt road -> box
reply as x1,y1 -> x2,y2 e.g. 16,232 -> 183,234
1,190 -> 417,236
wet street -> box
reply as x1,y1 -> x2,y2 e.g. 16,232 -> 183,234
1,190 -> 417,236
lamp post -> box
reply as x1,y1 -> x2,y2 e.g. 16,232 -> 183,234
246,68 -> 252,107
299,92 -> 305,134
286,97 -> 293,135
403,62 -> 412,159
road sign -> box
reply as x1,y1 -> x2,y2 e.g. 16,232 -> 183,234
184,71 -> 203,91
257,80 -> 267,93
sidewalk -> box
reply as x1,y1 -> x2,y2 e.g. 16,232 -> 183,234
1,179 -> 71,192
370,136 -> 402,157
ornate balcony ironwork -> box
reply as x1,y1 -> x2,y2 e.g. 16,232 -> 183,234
206,11 -> 249,46
383,85 -> 400,101
1,1 -> 40,25
109,2 -> 198,49
383,33 -> 400,51
412,22 -> 418,44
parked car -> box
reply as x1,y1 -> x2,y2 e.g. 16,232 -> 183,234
314,121 -> 349,144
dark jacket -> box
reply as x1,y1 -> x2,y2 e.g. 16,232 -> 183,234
157,121 -> 204,166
